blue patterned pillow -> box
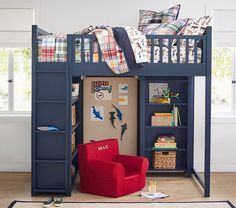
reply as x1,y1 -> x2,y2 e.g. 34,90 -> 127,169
138,5 -> 181,31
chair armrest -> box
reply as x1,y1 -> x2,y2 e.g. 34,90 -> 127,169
88,160 -> 125,180
113,155 -> 149,173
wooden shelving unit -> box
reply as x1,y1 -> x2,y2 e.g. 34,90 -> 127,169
139,76 -> 194,175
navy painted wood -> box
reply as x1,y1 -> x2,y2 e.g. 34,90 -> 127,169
139,77 -> 146,157
32,25 -> 70,196
204,26 -> 212,197
187,77 -> 194,177
72,63 -> 206,77
31,25 -> 211,197
143,77 -> 190,173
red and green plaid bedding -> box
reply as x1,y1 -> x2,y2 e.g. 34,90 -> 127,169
38,35 -> 67,62
93,27 -> 129,74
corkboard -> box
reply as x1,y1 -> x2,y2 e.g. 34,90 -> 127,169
83,77 -> 138,155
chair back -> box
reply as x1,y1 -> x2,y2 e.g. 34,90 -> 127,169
78,138 -> 119,174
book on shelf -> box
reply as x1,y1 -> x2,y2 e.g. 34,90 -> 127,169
154,135 -> 177,150
154,143 -> 177,148
153,147 -> 177,150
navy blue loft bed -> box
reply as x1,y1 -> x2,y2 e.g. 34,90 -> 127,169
31,25 -> 211,197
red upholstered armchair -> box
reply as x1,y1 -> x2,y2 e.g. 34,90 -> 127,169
78,139 -> 149,197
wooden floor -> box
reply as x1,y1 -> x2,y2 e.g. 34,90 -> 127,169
0,172 -> 235,208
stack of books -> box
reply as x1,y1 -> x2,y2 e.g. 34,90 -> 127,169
153,135 -> 177,149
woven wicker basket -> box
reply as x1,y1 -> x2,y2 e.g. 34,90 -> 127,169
72,132 -> 76,154
72,105 -> 76,126
153,151 -> 176,169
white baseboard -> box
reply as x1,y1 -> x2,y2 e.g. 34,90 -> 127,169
194,161 -> 236,172
0,161 -> 31,172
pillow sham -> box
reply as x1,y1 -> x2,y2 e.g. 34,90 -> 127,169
138,5 -> 181,31
179,16 -> 212,47
142,19 -> 189,47
142,19 -> 189,35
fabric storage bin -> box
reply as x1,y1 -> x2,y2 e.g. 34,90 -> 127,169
72,105 -> 76,126
153,151 -> 176,169
72,132 -> 76,154
151,114 -> 172,126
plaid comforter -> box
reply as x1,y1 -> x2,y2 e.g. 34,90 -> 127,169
93,27 -> 129,74
38,35 -> 67,62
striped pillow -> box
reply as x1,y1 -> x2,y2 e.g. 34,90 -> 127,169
138,5 -> 181,31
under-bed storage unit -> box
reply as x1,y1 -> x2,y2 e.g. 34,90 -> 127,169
32,25 -> 211,196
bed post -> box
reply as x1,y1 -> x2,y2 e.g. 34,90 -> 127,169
31,25 -> 37,196
204,26 -> 212,197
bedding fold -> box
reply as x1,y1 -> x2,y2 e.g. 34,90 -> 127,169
93,27 -> 129,74
113,27 -> 144,70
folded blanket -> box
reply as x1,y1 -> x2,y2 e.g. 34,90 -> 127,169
113,27 -> 144,70
93,27 -> 129,74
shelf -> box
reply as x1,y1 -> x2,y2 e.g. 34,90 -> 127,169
35,189 -> 66,193
145,126 -> 187,129
145,148 -> 187,151
72,122 -> 80,132
145,103 -> 188,106
36,100 -> 66,103
146,80 -> 188,83
36,70 -> 66,73
35,159 -> 66,163
36,130 -> 66,134
72,96 -> 80,105
148,168 -> 186,173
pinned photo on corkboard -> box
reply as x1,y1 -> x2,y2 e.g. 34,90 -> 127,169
118,96 -> 128,105
90,106 -> 104,121
95,85 -> 112,100
91,81 -> 109,93
119,84 -> 128,93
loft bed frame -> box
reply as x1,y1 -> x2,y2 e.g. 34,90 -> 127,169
31,25 -> 211,197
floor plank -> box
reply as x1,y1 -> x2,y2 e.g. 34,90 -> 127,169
0,172 -> 235,208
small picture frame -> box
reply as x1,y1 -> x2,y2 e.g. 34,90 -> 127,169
72,83 -> 80,97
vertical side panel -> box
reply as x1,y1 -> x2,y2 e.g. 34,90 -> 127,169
204,27 -> 212,197
139,77 -> 146,156
187,77 -> 194,177
31,25 -> 37,196
67,34 -> 73,196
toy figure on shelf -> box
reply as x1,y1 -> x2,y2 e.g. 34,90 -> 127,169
163,88 -> 179,100
152,88 -> 179,104
109,111 -> 116,128
112,104 -> 123,121
120,123 -> 127,140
